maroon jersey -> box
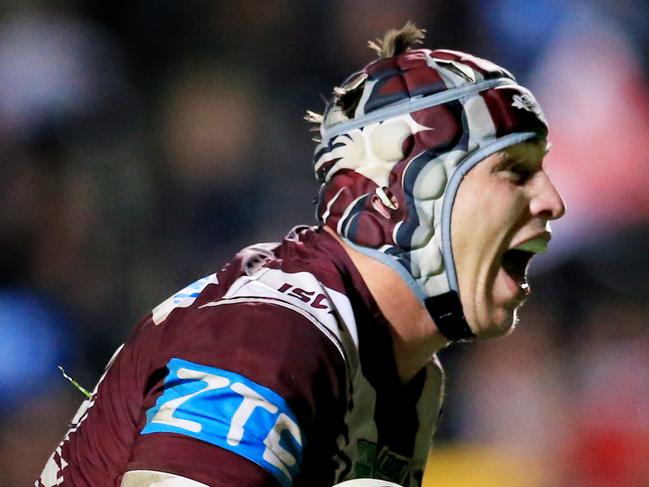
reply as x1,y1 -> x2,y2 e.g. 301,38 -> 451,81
37,227 -> 444,487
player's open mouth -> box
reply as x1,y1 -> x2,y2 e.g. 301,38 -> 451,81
501,249 -> 533,292
500,237 -> 549,296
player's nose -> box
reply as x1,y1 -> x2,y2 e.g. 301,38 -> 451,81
530,171 -> 565,221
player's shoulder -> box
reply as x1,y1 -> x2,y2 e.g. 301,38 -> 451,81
144,230 -> 362,371
142,268 -> 346,367
155,262 -> 350,354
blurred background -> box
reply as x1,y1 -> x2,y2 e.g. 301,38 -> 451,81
1,1 -> 648,485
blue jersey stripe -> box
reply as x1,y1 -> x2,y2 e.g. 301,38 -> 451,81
142,358 -> 303,486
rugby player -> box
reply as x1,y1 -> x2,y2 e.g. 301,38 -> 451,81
37,23 -> 564,487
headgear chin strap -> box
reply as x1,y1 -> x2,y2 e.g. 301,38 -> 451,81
313,48 -> 548,341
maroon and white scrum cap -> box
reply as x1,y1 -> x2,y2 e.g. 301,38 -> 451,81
311,26 -> 548,341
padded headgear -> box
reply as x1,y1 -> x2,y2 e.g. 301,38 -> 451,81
313,47 -> 547,341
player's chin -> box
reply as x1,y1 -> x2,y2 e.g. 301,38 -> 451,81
471,273 -> 528,338
473,306 -> 520,340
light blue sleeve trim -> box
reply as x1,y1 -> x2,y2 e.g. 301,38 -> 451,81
141,358 -> 303,487
440,132 -> 540,292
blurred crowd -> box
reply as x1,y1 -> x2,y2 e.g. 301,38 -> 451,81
1,1 -> 648,485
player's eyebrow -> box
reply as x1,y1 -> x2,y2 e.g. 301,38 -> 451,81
491,151 -> 544,174
491,152 -> 520,171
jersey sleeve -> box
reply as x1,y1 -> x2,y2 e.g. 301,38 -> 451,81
125,300 -> 348,487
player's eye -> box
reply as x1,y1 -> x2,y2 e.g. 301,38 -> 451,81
495,158 -> 535,184
505,162 -> 534,183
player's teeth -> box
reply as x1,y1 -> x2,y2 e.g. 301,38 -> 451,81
513,238 -> 548,254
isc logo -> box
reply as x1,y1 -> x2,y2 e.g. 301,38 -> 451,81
142,358 -> 303,487
277,283 -> 331,312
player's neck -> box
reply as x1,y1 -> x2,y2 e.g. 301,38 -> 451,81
324,227 -> 449,384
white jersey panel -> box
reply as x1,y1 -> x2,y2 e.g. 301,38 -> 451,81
219,268 -> 361,364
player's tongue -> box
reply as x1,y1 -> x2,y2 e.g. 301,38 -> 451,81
501,249 -> 532,285
501,238 -> 548,288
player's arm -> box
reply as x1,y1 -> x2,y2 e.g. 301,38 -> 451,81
123,300 -> 347,486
